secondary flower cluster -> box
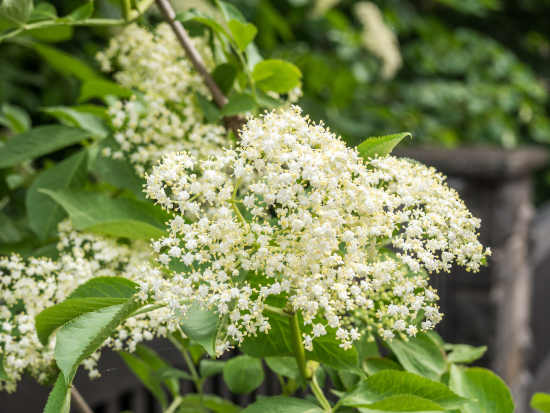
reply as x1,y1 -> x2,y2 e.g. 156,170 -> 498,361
0,221 -> 176,392
145,106 -> 489,353
96,23 -> 227,176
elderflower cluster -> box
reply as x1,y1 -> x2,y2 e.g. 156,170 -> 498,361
145,106 -> 489,354
0,221 -> 176,392
96,24 -> 227,176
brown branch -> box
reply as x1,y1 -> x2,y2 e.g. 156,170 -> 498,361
154,0 -> 246,136
71,387 -> 94,413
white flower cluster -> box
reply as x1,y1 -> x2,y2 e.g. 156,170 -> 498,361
0,221 -> 176,392
96,24 -> 227,176
145,106 -> 489,353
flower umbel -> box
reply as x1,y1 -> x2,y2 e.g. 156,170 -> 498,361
145,106 -> 489,354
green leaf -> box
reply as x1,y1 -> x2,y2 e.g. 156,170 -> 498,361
55,299 -> 140,384
43,374 -> 71,413
341,370 -> 467,410
120,351 -> 167,408
212,63 -> 237,95
449,366 -> 514,413
68,276 -> 139,299
0,355 -> 8,380
28,42 -> 99,81
221,93 -> 256,116
223,355 -> 264,394
179,394 -> 240,413
27,25 -> 73,43
35,297 -> 128,346
252,60 -> 302,94
385,333 -> 446,381
228,19 -> 257,51
180,304 -> 219,357
241,313 -> 293,358
0,211 -> 22,243
0,125 -> 90,168
176,10 -> 229,38
155,367 -> 193,382
446,344 -> 487,364
357,132 -> 411,159
40,190 -> 167,240
1,103 -> 31,133
42,106 -> 108,138
79,79 -> 132,102
36,277 -> 139,345
134,345 -> 179,398
66,1 -> 93,20
29,3 -> 56,21
26,150 -> 87,240
195,93 -> 222,122
217,1 -> 246,22
532,393 -> 550,413
199,359 -> 226,378
360,394 -> 445,411
265,356 -> 300,380
309,333 -> 359,371
0,0 -> 33,25
241,396 -> 323,413
363,357 -> 403,375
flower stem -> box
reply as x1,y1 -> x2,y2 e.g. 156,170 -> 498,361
289,311 -> 308,383
70,387 -> 94,413
311,371 -> 332,412
165,395 -> 183,413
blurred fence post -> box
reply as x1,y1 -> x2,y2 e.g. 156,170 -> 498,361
396,146 -> 547,412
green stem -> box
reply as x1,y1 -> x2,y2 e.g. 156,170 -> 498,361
289,311 -> 308,383
122,0 -> 132,21
169,332 -> 203,394
264,304 -> 289,317
164,396 -> 183,413
311,371 -> 332,412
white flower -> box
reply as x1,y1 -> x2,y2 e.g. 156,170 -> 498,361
145,106 -> 489,353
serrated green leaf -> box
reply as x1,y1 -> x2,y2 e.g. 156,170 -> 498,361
199,359 -> 226,378
0,355 -> 8,380
36,297 -> 127,345
40,190 -> 167,240
228,19 -> 257,51
156,366 -> 193,382
1,103 -> 30,133
0,0 -> 33,25
449,366 -> 514,413
252,59 -> 302,93
385,333 -> 446,381
27,25 -> 73,42
176,9 -> 229,38
341,370 -> 467,410
531,393 -> 550,413
0,125 -> 90,168
357,132 -> 411,159
26,150 -> 87,240
55,299 -> 140,384
180,304 -> 219,357
43,374 -> 71,413
265,356 -> 300,380
0,211 -> 22,243
29,3 -> 56,21
362,394 -> 445,411
223,355 -> 264,394
446,344 -> 487,364
68,276 -> 139,299
241,396 -> 323,413
42,106 -> 108,138
221,92 -> 256,116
